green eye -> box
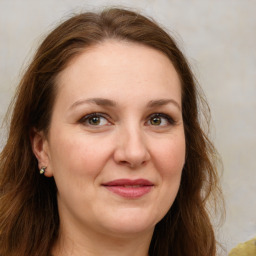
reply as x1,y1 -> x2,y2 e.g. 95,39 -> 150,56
150,116 -> 162,126
147,113 -> 175,127
80,113 -> 110,126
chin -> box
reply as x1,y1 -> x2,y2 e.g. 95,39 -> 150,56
105,223 -> 155,237
98,210 -> 158,236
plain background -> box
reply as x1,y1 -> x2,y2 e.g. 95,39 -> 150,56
0,0 -> 255,253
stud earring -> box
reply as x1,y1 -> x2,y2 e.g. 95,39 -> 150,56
39,166 -> 47,175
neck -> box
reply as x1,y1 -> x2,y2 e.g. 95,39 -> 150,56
52,224 -> 153,256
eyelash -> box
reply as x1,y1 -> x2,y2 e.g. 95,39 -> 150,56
78,112 -> 176,127
146,113 -> 176,126
79,112 -> 111,126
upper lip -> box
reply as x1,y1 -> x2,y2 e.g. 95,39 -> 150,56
102,179 -> 154,186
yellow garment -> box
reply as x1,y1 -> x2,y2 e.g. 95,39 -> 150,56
229,237 -> 256,256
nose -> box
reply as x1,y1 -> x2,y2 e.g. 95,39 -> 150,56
113,126 -> 150,169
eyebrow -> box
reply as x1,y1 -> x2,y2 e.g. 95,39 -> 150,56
69,98 -> 117,110
147,99 -> 181,110
69,97 -> 181,111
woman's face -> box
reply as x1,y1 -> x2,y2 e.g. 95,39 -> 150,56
40,40 -> 185,237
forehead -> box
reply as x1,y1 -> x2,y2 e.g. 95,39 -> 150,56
55,40 -> 181,107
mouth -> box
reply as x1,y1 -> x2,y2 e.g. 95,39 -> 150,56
102,179 -> 154,198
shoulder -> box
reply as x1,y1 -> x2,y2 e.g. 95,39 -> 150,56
229,237 -> 256,256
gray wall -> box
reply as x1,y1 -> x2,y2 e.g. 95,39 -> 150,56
1,0 -> 255,253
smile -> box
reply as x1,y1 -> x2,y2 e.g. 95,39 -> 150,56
102,179 -> 154,198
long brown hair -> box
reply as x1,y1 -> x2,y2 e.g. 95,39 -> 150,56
0,8 -> 223,256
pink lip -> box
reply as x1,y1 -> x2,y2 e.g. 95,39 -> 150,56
102,179 -> 154,198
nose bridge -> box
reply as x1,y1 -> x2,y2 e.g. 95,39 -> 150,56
124,124 -> 145,152
114,121 -> 150,167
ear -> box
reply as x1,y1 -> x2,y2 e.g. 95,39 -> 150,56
30,128 -> 53,177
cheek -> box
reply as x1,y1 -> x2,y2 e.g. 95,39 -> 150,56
153,135 -> 186,176
148,135 -> 185,223
48,130 -> 113,177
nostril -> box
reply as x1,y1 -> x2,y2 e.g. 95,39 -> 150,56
120,160 -> 128,165
119,160 -> 147,169
119,160 -> 136,168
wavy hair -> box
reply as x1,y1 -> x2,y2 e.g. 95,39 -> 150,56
0,8 -> 223,256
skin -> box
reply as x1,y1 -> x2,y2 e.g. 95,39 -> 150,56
32,40 -> 186,256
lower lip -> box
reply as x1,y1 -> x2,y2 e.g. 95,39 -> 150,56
104,186 -> 153,198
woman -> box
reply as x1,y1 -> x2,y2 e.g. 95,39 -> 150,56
0,8 -> 223,256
